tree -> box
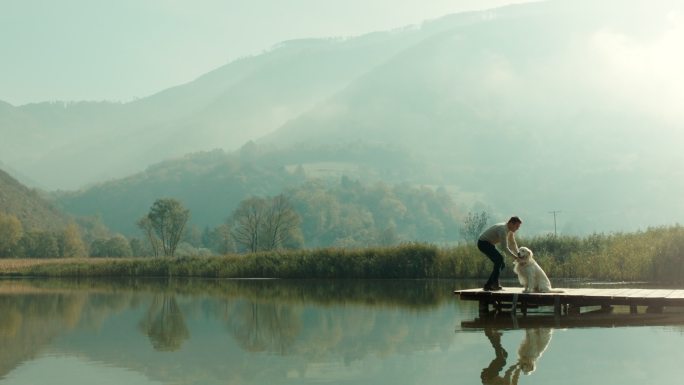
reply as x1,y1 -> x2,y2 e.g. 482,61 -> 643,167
137,216 -> 161,257
377,222 -> 399,246
231,195 -> 303,253
207,224 -> 235,254
231,197 -> 265,253
61,223 -> 87,258
261,194 -> 302,251
183,224 -> 203,247
104,236 -> 133,257
18,231 -> 60,258
129,237 -> 149,257
91,236 -> 133,257
462,210 -> 490,242
142,198 -> 190,257
75,215 -> 110,248
0,213 -> 23,257
89,239 -> 108,257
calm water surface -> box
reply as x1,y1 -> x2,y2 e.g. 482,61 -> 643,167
1,278 -> 683,385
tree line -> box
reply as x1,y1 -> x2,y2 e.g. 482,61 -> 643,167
1,177 -> 472,258
0,213 -> 87,258
134,194 -> 302,257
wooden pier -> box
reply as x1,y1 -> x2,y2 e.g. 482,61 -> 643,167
454,287 -> 684,316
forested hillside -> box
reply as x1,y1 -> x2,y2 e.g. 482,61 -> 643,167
56,144 -> 463,248
0,169 -> 70,231
0,168 -> 93,257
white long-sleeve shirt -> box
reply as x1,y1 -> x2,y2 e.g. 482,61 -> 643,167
478,222 -> 519,258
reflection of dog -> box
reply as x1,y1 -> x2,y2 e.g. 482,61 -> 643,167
516,328 -> 553,375
514,247 -> 562,293
480,327 -> 555,384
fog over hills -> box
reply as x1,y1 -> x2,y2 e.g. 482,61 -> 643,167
0,28 -> 426,190
2,0 -> 683,236
260,0 -> 684,234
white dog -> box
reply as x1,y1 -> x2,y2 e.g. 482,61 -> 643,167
513,247 -> 562,293
516,328 -> 553,375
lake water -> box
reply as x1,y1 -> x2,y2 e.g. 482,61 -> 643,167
1,278 -> 683,385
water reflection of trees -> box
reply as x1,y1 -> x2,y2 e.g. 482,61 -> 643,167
217,296 -> 457,367
0,292 -> 88,379
139,294 -> 190,351
0,281 -> 153,379
213,278 -> 458,308
0,277 -> 469,308
0,277 -> 472,384
227,301 -> 301,353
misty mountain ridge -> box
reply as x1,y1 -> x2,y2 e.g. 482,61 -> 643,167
0,24 -> 435,190
2,0 -> 684,236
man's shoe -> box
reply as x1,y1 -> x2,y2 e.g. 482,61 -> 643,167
493,285 -> 503,291
483,285 -> 493,291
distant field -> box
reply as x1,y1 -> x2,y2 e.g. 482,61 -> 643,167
0,258 -> 125,274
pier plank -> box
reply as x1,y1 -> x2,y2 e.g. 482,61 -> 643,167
454,287 -> 684,314
665,291 -> 684,299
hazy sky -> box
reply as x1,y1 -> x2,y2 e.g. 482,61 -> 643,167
0,0 -> 533,106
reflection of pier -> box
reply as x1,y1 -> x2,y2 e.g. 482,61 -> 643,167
462,310 -> 684,330
454,287 -> 684,316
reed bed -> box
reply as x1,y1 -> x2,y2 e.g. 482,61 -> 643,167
2,225 -> 683,284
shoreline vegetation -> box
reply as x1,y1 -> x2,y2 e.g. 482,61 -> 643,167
1,226 -> 684,284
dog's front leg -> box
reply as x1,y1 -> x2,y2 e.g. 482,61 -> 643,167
524,275 -> 535,293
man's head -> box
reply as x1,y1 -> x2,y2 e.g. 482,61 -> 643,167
507,216 -> 522,232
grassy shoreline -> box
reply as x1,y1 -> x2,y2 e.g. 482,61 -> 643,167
2,226 -> 684,284
0,226 -> 684,284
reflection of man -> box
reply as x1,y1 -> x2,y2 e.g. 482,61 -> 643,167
480,327 -> 554,385
480,328 -> 516,385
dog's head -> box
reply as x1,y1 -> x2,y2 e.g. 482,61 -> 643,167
518,246 -> 533,261
519,359 -> 536,374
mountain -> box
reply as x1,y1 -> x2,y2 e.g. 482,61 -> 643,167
259,0 -> 684,234
4,0 -> 684,236
0,168 -> 72,231
0,27 -> 434,190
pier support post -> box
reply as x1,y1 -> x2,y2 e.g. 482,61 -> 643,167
554,296 -> 561,316
479,300 -> 489,316
511,294 -> 518,316
630,305 -> 638,314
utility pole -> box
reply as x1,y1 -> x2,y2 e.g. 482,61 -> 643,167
549,211 -> 561,236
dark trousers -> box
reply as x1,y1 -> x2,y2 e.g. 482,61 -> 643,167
478,240 -> 504,287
